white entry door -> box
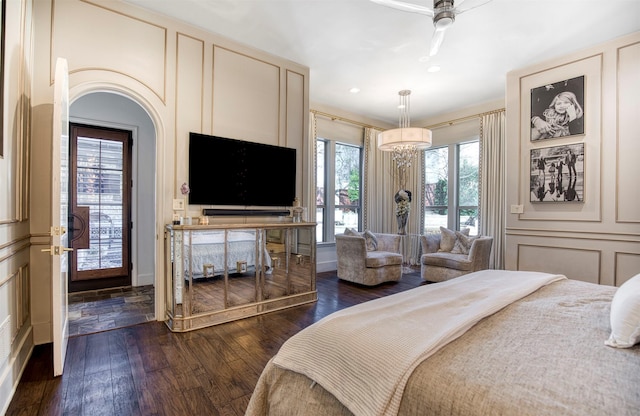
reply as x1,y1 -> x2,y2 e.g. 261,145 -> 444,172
48,57 -> 71,376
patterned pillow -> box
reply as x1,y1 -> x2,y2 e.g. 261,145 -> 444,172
344,228 -> 359,236
343,228 -> 377,251
363,230 -> 378,251
438,227 -> 470,252
451,232 -> 478,255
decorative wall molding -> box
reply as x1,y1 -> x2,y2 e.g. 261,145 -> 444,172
517,243 -> 601,284
614,252 -> 640,286
615,41 -> 640,223
517,54 -> 602,222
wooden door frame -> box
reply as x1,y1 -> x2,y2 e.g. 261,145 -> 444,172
68,123 -> 133,292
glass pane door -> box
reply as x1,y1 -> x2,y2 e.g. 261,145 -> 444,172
76,137 -> 124,271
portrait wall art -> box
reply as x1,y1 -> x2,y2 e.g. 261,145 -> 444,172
530,143 -> 584,203
530,75 -> 585,141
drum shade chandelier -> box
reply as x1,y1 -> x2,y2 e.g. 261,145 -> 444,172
377,90 -> 432,172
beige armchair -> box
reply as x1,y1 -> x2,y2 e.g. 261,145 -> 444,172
335,232 -> 403,286
420,233 -> 493,283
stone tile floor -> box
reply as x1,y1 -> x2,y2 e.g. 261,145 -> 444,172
68,285 -> 155,336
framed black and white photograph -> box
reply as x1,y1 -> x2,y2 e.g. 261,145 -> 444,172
530,75 -> 585,141
530,143 -> 584,203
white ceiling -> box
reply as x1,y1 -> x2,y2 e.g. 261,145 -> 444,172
123,0 -> 640,125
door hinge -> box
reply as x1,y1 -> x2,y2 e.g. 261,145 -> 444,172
50,226 -> 67,236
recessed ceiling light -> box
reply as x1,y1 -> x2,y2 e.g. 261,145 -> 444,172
349,87 -> 360,93
427,65 -> 441,73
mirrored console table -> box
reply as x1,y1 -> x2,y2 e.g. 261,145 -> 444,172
164,222 -> 316,332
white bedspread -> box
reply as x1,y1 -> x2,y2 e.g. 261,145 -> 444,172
272,269 -> 566,416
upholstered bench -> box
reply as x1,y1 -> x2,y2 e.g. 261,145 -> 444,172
336,231 -> 403,286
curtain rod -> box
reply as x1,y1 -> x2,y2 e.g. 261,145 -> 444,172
310,110 -> 383,130
425,108 -> 505,130
310,107 -> 505,131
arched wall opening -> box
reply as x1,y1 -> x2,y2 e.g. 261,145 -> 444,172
68,88 -> 163,328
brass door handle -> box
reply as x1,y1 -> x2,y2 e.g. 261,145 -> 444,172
41,246 -> 74,255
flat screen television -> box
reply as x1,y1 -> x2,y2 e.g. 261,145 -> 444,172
188,132 -> 297,207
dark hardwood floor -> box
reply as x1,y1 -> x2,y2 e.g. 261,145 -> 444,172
7,269 -> 425,416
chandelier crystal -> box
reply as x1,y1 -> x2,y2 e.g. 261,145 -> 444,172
378,90 -> 432,189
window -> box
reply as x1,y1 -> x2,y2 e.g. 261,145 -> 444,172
316,139 -> 362,242
424,141 -> 479,235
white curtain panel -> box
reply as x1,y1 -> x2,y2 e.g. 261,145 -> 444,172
364,127 -> 394,233
364,128 -> 423,265
479,110 -> 506,269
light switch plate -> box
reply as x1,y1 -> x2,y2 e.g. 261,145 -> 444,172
510,204 -> 524,214
173,199 -> 185,210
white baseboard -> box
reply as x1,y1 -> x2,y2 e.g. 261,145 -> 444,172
134,273 -> 154,287
316,260 -> 337,273
0,326 -> 34,416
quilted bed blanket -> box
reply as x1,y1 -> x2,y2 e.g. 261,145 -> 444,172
246,272 -> 640,416
271,270 -> 565,416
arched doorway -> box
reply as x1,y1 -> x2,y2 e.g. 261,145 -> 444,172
67,91 -> 157,335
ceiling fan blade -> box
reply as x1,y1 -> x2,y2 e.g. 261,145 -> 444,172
454,0 -> 494,14
370,0 -> 435,17
429,26 -> 448,56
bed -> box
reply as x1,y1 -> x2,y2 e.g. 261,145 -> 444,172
182,230 -> 272,278
245,270 -> 640,416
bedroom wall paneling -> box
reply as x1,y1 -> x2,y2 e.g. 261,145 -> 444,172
614,252 -> 640,286
27,0 -> 309,354
286,70 -> 308,208
52,0 -> 168,101
1,0 -> 30,222
212,46 -> 280,144
616,41 -> 640,222
517,244 -> 601,285
505,32 -> 640,287
175,32 -> 205,197
0,0 -> 34,414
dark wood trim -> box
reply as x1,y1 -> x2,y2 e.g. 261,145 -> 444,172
69,123 -> 133,292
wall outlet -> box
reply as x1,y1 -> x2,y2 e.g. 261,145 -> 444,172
173,198 -> 185,210
510,204 -> 524,214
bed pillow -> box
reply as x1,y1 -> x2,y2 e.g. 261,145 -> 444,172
363,230 -> 378,251
605,273 -> 640,348
438,227 -> 470,252
451,232 -> 478,255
